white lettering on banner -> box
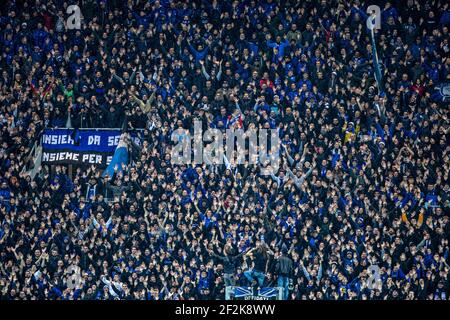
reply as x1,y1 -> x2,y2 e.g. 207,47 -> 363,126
88,135 -> 101,145
106,156 -> 113,165
82,154 -> 102,164
131,136 -> 141,146
44,132 -> 139,147
42,152 -> 79,162
43,134 -> 75,145
108,135 -> 121,146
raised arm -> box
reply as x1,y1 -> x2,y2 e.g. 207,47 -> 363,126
130,92 -> 146,109
200,61 -> 211,80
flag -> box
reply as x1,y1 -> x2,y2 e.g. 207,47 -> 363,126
370,28 -> 383,94
102,133 -> 129,179
233,287 -> 253,298
65,113 -> 72,128
230,287 -> 281,300
431,83 -> 450,102
257,287 -> 280,299
228,113 -> 243,129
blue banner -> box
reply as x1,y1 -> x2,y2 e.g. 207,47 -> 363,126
102,133 -> 129,178
41,129 -> 140,166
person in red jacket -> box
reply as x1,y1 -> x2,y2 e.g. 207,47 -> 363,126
259,72 -> 275,90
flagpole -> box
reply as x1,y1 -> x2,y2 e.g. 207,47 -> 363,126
369,18 -> 383,94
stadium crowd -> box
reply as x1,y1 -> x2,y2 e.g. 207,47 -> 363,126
1,0 -> 450,300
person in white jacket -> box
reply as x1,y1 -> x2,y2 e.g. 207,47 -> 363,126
101,274 -> 124,299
